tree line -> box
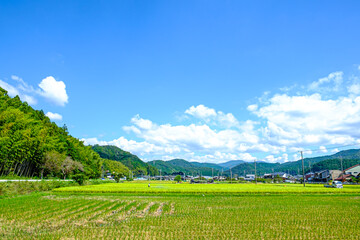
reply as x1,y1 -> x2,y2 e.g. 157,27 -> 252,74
0,87 -> 130,179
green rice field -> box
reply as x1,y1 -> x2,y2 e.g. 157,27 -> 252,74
54,181 -> 360,194
1,182 -> 360,239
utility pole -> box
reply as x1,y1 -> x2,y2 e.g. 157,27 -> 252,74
212,168 -> 214,179
254,159 -> 257,184
340,156 -> 343,173
230,168 -> 232,184
160,169 -> 162,181
301,151 -> 305,187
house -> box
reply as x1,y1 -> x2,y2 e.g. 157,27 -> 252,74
345,164 -> 360,176
213,176 -> 226,181
244,174 -> 255,181
314,170 -> 330,182
305,172 -> 315,182
272,172 -> 290,180
335,174 -> 353,182
263,174 -> 273,179
329,170 -> 342,181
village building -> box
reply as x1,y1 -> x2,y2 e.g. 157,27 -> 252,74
344,164 -> 360,176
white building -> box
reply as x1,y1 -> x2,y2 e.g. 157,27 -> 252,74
345,164 -> 360,176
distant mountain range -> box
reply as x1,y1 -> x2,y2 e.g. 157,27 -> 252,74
223,149 -> 360,176
218,160 -> 246,169
148,159 -> 223,176
93,144 -> 360,177
149,149 -> 360,177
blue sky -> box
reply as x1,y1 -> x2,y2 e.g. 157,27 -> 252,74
1,1 -> 360,163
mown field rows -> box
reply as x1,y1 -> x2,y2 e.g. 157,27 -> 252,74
53,181 -> 360,194
0,190 -> 359,239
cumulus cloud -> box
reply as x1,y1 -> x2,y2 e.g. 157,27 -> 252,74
0,75 -> 69,106
251,93 -> 360,147
38,76 -> 68,106
84,69 -> 360,164
185,104 -> 239,128
185,105 -> 217,118
124,115 -> 259,153
85,111 -> 263,163
46,112 -> 63,121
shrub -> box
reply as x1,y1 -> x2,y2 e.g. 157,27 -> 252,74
72,174 -> 87,185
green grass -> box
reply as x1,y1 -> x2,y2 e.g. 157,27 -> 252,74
53,181 -> 360,194
0,192 -> 359,239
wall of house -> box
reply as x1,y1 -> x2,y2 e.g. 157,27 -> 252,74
345,165 -> 360,176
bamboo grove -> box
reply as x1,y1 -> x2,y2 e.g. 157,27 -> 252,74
0,87 -> 127,179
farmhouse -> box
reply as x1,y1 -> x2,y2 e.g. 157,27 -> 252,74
313,170 -> 329,182
329,170 -> 342,181
344,164 -> 360,176
335,174 -> 353,182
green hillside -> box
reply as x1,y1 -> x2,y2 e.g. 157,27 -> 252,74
311,158 -> 360,172
148,159 -> 221,176
0,87 -> 106,179
224,149 -> 360,176
218,160 -> 246,169
92,145 -> 158,176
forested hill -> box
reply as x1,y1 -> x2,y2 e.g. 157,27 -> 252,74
223,149 -> 360,176
0,87 -> 106,178
148,159 -> 222,176
92,145 -> 158,176
218,160 -> 245,169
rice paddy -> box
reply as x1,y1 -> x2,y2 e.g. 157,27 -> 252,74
54,181 -> 360,194
1,182 -> 359,239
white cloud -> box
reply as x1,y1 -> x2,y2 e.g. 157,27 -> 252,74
84,69 -> 360,164
11,75 -> 35,93
38,76 -> 68,106
0,79 -> 37,104
347,83 -> 360,95
22,95 -> 37,105
185,104 -> 239,128
45,112 -> 63,121
125,115 -> 259,153
0,80 -> 20,97
253,93 -> 360,147
247,104 -> 258,112
319,146 -> 327,153
130,114 -> 155,130
308,71 -> 343,92
331,148 -> 339,153
82,137 -> 108,146
1,75 -> 69,106
185,105 -> 217,118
